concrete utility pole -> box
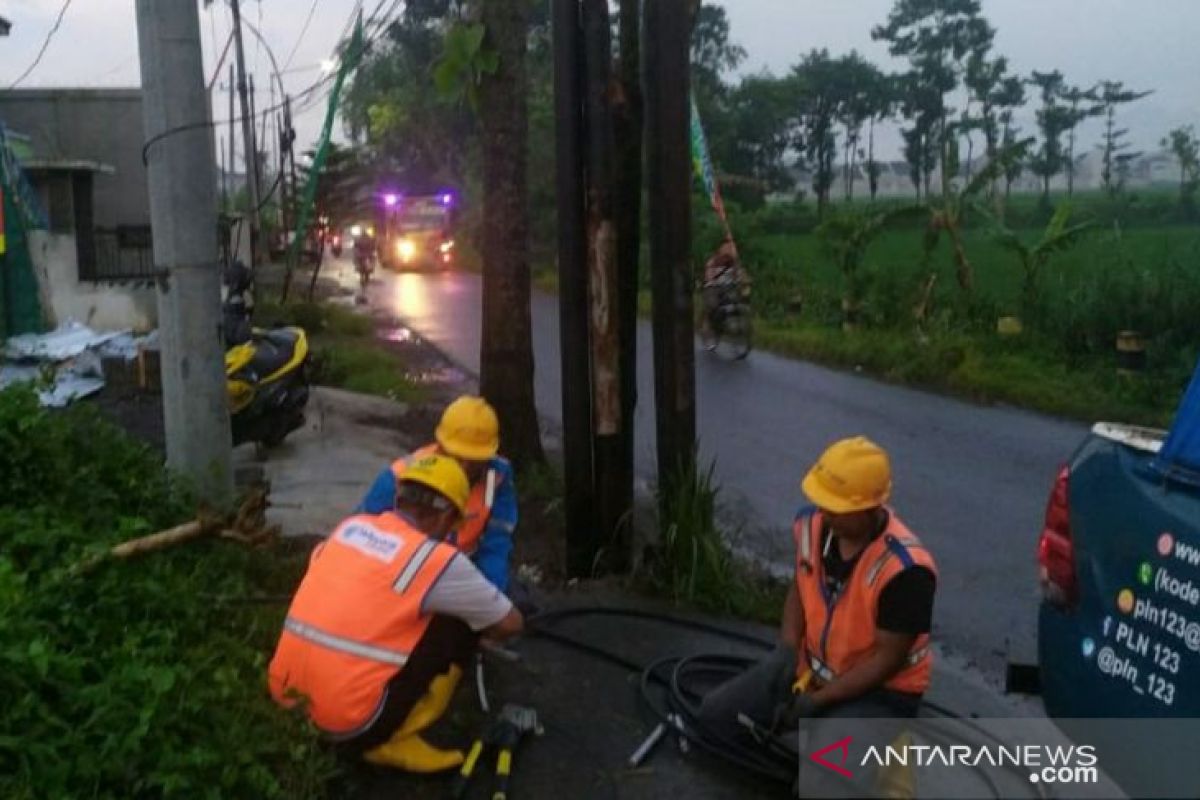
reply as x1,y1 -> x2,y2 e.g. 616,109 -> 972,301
229,0 -> 263,264
135,0 -> 234,506
644,0 -> 696,505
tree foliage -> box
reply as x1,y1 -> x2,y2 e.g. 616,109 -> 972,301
1096,80 -> 1154,196
1163,125 -> 1200,212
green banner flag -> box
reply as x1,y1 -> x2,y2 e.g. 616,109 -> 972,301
689,94 -> 734,246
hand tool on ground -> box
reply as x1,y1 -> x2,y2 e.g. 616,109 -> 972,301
449,704 -> 542,800
627,721 -> 667,768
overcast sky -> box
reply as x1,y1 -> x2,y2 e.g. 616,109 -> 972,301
1,0 -> 1197,163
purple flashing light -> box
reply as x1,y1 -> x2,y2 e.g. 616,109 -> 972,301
441,193 -> 453,206
384,193 -> 399,207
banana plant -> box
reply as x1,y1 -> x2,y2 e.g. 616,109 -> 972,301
987,202 -> 1097,310
923,137 -> 1033,294
818,204 -> 927,323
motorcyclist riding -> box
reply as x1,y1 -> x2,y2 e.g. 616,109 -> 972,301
700,238 -> 750,348
354,230 -> 377,288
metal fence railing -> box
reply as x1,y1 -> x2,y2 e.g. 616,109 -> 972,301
82,225 -> 159,282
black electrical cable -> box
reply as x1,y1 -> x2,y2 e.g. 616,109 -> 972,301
139,0 -> 403,167
527,607 -> 1046,799
9,0 -> 76,89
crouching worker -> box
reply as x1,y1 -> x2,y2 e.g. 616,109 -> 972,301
268,455 -> 523,772
698,437 -> 937,741
358,395 -> 517,592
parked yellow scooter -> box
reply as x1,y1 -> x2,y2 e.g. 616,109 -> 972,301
223,261 -> 311,447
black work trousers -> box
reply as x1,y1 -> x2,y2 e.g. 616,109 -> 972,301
338,615 -> 476,757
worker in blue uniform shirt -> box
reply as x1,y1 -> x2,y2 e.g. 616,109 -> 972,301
357,396 -> 517,591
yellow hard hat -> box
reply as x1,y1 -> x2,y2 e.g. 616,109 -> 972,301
436,396 -> 500,461
398,454 -> 471,514
801,437 -> 892,514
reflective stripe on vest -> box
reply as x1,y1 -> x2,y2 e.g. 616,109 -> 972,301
865,535 -> 925,587
809,644 -> 931,684
393,539 -> 440,594
284,618 -> 410,667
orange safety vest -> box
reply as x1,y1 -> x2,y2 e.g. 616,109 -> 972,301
392,444 -> 505,555
793,510 -> 937,695
268,512 -> 459,737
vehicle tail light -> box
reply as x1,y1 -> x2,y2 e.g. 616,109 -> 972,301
1038,465 -> 1078,607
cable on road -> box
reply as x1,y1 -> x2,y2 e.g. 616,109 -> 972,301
9,0 -> 77,89
528,607 -> 1049,798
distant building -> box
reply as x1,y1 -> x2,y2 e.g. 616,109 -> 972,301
0,89 -> 156,331
0,16 -> 11,37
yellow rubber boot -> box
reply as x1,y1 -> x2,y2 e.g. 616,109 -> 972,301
395,664 -> 462,738
363,734 -> 465,773
362,665 -> 465,773
875,731 -> 916,799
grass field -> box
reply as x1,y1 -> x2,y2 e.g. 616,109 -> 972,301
724,195 -> 1200,425
532,191 -> 1200,427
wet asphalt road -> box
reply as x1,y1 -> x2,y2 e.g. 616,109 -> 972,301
336,260 -> 1088,684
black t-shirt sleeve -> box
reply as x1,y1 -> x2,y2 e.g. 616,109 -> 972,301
876,566 -> 936,635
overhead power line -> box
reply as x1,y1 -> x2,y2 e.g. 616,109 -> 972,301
141,0 -> 404,164
283,0 -> 322,71
9,0 -> 77,89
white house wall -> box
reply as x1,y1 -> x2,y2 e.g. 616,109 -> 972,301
27,230 -> 157,332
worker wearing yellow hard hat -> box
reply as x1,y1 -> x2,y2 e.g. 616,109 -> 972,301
698,436 -> 938,737
357,395 -> 519,592
270,455 -> 524,773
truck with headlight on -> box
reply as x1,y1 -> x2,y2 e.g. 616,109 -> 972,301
377,191 -> 457,271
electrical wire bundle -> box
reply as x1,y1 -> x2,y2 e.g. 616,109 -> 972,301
527,606 -> 1049,798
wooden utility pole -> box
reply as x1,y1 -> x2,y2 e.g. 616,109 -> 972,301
613,0 -> 642,564
644,0 -> 696,503
552,0 -> 597,575
134,0 -> 233,506
229,0 -> 262,265
581,0 -> 628,569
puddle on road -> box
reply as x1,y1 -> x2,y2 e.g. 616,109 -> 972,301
382,326 -> 415,344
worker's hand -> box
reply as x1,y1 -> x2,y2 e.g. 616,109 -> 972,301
770,692 -> 819,733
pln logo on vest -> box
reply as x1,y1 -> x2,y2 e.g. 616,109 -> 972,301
339,523 -> 402,563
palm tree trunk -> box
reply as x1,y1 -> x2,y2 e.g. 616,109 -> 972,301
479,0 -> 545,469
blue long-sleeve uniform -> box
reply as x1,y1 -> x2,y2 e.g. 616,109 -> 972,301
356,456 -> 517,591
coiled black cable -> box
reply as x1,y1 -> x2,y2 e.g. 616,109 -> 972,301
527,606 -> 1044,798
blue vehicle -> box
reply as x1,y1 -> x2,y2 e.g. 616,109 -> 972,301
1038,360 -> 1200,718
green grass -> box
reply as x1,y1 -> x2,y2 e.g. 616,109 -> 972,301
756,322 -> 1180,427
257,300 -> 424,403
643,457 -> 787,624
751,224 -> 1200,318
0,386 -> 336,798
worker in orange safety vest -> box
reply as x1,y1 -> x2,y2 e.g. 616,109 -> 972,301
698,436 -> 938,738
269,455 -> 523,773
